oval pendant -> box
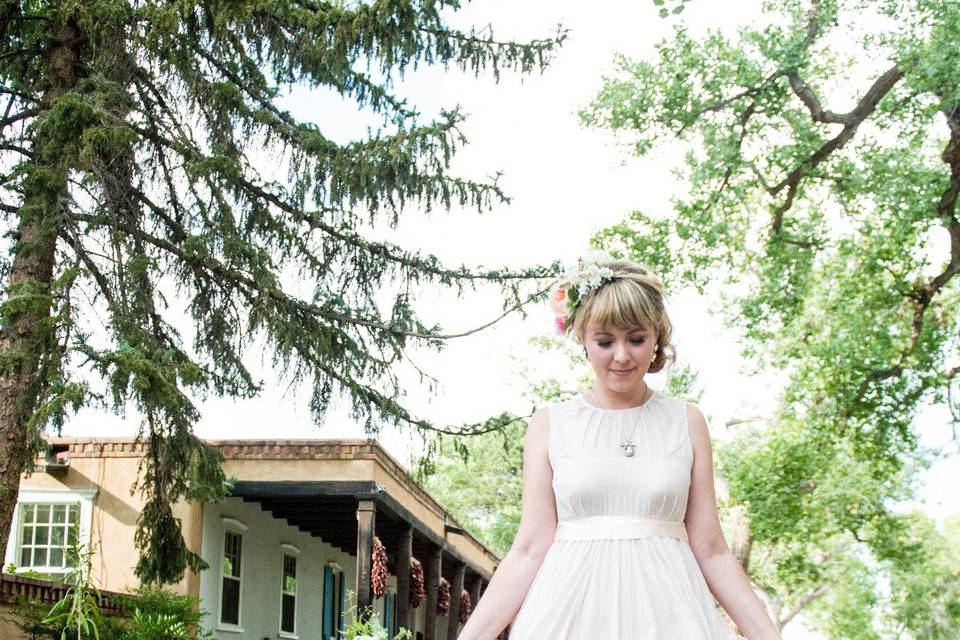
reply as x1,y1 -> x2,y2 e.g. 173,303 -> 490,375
622,443 -> 636,457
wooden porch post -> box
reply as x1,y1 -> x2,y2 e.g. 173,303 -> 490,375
423,547 -> 442,640
445,561 -> 466,640
355,499 -> 376,618
396,523 -> 413,633
468,575 -> 482,612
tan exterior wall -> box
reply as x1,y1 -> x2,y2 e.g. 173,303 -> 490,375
13,453 -> 203,597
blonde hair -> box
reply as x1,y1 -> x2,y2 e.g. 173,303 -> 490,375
571,259 -> 675,374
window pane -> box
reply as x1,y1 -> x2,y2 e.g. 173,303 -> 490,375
52,505 -> 66,523
221,578 -> 240,625
281,593 -> 296,633
22,505 -> 35,523
20,548 -> 30,566
223,532 -> 241,578
51,526 -> 64,546
68,505 -> 79,523
67,525 -> 78,546
34,548 -> 47,566
283,555 -> 296,594
35,526 -> 48,545
50,548 -> 64,567
22,526 -> 34,545
36,505 -> 50,523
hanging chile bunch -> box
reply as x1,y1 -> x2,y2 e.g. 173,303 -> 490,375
371,536 -> 388,598
459,589 -> 472,624
409,558 -> 426,608
437,577 -> 451,616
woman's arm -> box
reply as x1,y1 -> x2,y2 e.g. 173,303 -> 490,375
456,407 -> 558,640
684,403 -> 782,640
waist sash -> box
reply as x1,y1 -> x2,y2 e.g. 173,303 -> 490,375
555,515 -> 688,541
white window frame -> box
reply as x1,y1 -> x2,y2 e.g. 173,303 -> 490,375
279,543 -> 300,639
4,489 -> 96,575
217,517 -> 248,634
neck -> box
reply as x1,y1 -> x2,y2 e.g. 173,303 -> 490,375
588,382 -> 651,409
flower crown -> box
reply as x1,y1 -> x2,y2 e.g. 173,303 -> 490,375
548,250 -> 617,335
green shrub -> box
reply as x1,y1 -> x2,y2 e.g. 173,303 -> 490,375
111,586 -> 213,640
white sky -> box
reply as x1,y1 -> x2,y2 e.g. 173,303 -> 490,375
58,1 -> 958,632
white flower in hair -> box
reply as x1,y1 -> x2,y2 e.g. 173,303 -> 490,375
548,250 -> 617,335
575,262 -> 615,297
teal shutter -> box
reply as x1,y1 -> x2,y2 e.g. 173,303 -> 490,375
384,592 -> 393,634
337,570 -> 346,634
391,592 -> 398,635
322,566 -> 335,639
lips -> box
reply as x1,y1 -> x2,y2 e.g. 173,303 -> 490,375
611,368 -> 636,374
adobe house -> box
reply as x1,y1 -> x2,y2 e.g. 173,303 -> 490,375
3,437 -> 499,640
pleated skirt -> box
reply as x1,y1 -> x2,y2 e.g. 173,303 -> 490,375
507,535 -> 746,639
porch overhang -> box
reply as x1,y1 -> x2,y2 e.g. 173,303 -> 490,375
231,480 -> 495,582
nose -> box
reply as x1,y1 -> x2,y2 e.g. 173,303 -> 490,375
613,342 -> 631,362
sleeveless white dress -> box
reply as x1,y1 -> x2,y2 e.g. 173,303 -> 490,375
507,390 -> 746,639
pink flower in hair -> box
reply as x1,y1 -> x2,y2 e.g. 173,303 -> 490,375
554,315 -> 566,335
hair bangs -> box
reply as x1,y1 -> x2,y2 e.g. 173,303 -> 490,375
578,280 -> 660,335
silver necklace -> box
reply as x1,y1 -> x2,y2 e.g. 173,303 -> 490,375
588,387 -> 654,457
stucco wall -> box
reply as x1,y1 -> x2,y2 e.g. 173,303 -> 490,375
200,496 -> 430,640
7,455 -> 201,597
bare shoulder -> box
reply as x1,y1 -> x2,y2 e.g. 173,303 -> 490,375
684,402 -> 712,452
684,401 -> 708,430
524,406 -> 551,447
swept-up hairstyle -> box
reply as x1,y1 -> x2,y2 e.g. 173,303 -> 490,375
571,259 -> 676,374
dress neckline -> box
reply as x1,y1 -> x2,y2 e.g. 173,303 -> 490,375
576,389 -> 660,412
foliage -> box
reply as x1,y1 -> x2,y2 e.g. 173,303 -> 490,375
581,0 -> 960,634
13,578 -> 215,640
419,413 -> 525,555
110,586 -> 214,640
41,543 -> 104,640
0,0 -> 567,585
340,589 -> 412,640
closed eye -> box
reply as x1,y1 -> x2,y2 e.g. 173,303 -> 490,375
597,340 -> 645,347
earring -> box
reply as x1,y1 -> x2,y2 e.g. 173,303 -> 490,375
650,344 -> 658,363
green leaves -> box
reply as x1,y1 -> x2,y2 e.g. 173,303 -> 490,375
652,0 -> 691,19
41,542 -> 105,640
584,0 -> 960,633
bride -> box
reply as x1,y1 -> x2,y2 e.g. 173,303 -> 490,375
455,254 -> 781,639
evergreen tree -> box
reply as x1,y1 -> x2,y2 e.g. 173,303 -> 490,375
0,0 -> 565,585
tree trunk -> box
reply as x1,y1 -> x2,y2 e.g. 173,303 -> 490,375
0,8 -> 83,561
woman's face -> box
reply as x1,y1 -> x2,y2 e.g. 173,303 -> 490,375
583,325 -> 658,393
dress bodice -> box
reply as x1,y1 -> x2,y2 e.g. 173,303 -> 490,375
548,391 -> 693,526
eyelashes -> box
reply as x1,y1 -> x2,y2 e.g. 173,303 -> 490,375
596,340 -> 645,347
